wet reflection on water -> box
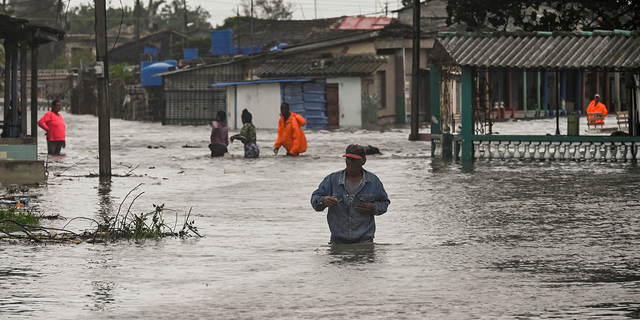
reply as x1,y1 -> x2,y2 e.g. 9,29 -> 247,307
97,178 -> 113,218
326,242 -> 376,265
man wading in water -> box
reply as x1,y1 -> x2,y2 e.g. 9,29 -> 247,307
310,144 -> 390,244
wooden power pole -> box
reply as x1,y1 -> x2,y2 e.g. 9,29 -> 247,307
95,0 -> 112,177
410,0 -> 420,140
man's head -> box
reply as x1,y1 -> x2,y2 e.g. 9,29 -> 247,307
280,102 -> 290,118
594,94 -> 601,101
343,144 -> 367,173
343,144 -> 366,160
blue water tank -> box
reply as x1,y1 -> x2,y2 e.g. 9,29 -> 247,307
144,46 -> 158,60
212,29 -> 233,55
141,62 -> 173,87
164,60 -> 178,68
183,49 -> 198,60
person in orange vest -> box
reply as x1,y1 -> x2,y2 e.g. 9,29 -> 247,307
274,102 -> 307,156
38,100 -> 66,155
586,94 -> 608,124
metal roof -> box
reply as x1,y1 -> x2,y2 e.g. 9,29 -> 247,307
211,78 -> 312,87
0,14 -> 65,46
433,31 -> 640,71
338,17 -> 393,30
256,55 -> 388,78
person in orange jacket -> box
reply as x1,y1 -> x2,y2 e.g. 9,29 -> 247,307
274,102 -> 307,156
586,94 -> 608,124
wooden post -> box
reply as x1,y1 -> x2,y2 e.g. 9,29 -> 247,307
20,41 -> 28,137
3,42 -> 10,122
409,0 -> 420,141
31,45 -> 38,138
536,71 -> 541,117
430,65 -> 440,136
523,70 -> 527,118
555,70 -> 560,135
95,0 -> 112,177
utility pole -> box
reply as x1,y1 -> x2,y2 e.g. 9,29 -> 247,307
148,0 -> 154,30
134,0 -> 140,66
250,0 -> 253,79
409,0 -> 420,140
95,0 -> 112,177
183,0 -> 188,51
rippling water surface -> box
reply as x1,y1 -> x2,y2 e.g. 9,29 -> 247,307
1,113 -> 639,319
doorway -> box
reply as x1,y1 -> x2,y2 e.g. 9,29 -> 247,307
326,83 -> 339,127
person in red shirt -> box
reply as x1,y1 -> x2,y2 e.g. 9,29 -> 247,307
274,102 -> 307,156
38,100 -> 66,155
586,94 -> 608,124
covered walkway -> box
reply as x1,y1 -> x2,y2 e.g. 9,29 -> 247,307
429,30 -> 640,161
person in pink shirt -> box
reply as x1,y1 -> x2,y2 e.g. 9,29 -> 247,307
38,100 -> 66,155
208,110 -> 229,157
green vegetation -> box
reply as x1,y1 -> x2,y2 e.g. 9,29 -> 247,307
97,204 -> 201,242
47,48 -> 96,70
63,1 -> 212,34
445,0 -> 640,31
0,207 -> 41,232
0,185 -> 202,244
110,63 -> 136,84
239,0 -> 294,20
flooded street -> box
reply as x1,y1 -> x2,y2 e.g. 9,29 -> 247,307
2,112 -> 640,319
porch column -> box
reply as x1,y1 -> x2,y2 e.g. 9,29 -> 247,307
20,41 -> 28,137
31,45 -> 39,139
3,42 -> 11,121
575,71 -> 582,115
11,43 -> 19,137
429,64 -> 441,135
536,71 -> 541,117
561,71 -> 567,115
523,70 -> 527,117
542,71 -> 548,114
461,66 -> 473,161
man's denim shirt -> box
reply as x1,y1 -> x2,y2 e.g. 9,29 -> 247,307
311,169 -> 390,243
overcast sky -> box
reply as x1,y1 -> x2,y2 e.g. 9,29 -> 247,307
67,0 -> 405,27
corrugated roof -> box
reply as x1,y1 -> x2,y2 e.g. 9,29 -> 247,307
211,79 -> 312,87
338,17 -> 393,30
256,55 -> 388,78
433,31 -> 640,70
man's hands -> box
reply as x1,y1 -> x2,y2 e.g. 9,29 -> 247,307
322,196 -> 375,214
273,147 -> 279,155
322,196 -> 339,207
356,202 -> 375,214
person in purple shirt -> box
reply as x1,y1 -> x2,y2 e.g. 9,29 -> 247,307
209,110 -> 229,157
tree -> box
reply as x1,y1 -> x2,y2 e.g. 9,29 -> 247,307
65,1 -> 212,34
156,0 -> 212,30
47,48 -> 96,70
444,0 -> 640,32
240,0 -> 294,20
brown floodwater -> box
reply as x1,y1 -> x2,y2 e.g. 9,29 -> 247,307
1,112 -> 639,319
